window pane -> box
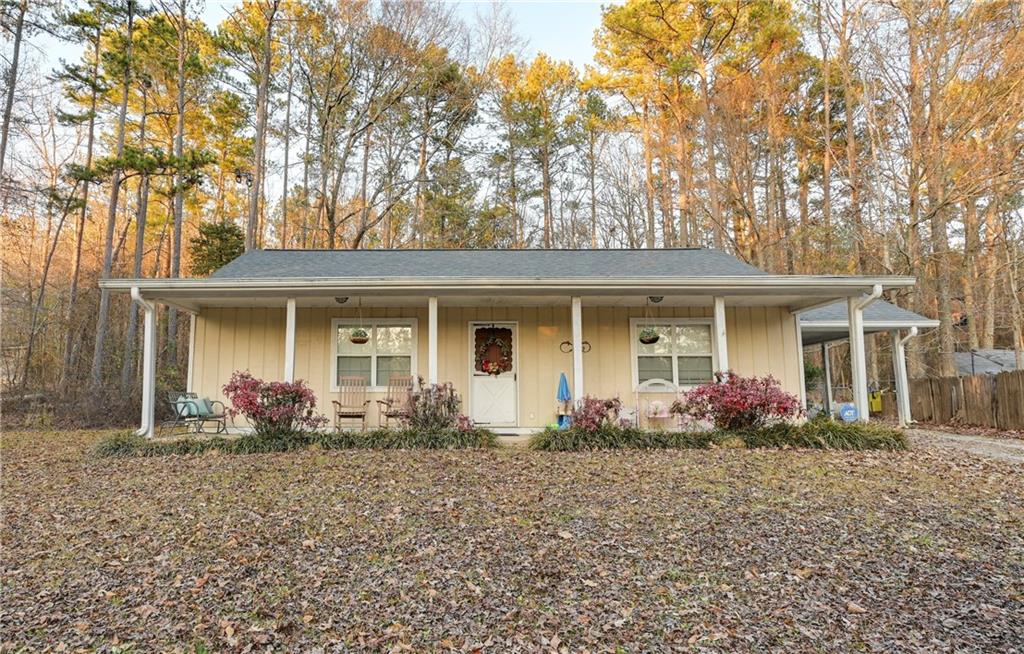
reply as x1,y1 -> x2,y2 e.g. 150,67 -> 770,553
637,324 -> 674,355
338,356 -> 371,385
376,325 -> 412,354
338,326 -> 372,355
677,325 -> 712,355
638,356 -> 673,384
677,356 -> 713,384
376,356 -> 411,386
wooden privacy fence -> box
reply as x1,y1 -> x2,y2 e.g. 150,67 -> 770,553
910,370 -> 1024,430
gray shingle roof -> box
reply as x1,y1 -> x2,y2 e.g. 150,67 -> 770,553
955,350 -> 1021,375
210,248 -> 770,279
799,298 -> 936,325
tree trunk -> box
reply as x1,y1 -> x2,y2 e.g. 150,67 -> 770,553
168,0 -> 188,370
541,146 -> 553,248
904,8 -> 925,377
0,0 -> 26,179
89,3 -> 135,392
588,130 -> 598,248
60,32 -> 102,392
981,191 -> 998,349
122,91 -> 150,391
301,81 -> 312,248
962,197 -> 979,350
640,101 -> 656,248
416,110 -> 430,247
837,2 -> 864,272
925,40 -> 956,378
698,69 -> 723,249
245,0 -> 279,251
675,128 -> 692,248
280,45 -> 293,248
816,7 -> 833,261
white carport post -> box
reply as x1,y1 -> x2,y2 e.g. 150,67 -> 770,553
822,342 -> 833,415
131,287 -> 156,438
891,327 -> 918,427
284,298 -> 296,382
571,296 -> 583,402
713,296 -> 729,375
427,296 -> 438,385
848,285 -> 882,422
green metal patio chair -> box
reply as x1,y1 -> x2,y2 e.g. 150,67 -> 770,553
163,392 -> 229,435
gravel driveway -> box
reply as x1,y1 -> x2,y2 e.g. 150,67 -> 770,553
906,428 -> 1024,464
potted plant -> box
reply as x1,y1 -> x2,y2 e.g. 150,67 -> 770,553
638,326 -> 660,345
350,327 -> 369,344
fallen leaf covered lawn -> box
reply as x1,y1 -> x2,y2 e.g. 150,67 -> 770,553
2,431 -> 1022,652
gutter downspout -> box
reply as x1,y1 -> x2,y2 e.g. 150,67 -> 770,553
131,287 -> 157,438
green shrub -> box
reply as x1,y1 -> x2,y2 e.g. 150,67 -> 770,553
529,425 -> 714,451
315,427 -> 498,450
528,420 -> 906,452
733,419 -> 907,451
92,431 -> 148,457
94,427 -> 498,458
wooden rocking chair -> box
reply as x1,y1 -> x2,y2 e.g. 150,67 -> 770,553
377,375 -> 415,428
333,376 -> 370,431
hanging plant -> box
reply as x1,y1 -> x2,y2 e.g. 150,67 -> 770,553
638,327 -> 661,345
350,327 -> 369,344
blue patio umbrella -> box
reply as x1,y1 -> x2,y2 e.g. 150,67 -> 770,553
556,372 -> 572,428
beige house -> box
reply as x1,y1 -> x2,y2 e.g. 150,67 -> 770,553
100,249 -> 935,436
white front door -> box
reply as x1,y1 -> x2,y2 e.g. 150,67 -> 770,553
469,322 -> 517,426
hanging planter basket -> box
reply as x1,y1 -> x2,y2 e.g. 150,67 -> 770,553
638,327 -> 661,345
350,328 -> 369,344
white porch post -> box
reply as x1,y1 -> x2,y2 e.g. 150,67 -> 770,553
186,313 -> 196,392
284,298 -> 296,382
822,342 -> 833,415
713,296 -> 729,375
131,287 -> 156,438
571,296 -> 583,402
795,319 -> 806,409
427,296 -> 438,385
892,327 -> 917,427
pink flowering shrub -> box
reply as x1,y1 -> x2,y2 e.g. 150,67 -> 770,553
571,396 -> 624,432
222,371 -> 327,437
671,372 -> 802,431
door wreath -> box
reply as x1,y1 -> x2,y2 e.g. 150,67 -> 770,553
475,328 -> 513,376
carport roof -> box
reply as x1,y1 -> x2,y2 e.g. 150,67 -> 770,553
799,299 -> 939,346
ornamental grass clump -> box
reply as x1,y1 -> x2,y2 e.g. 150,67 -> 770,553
222,371 -> 327,438
672,372 -> 802,430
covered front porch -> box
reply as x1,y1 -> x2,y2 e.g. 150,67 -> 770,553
113,278 -> 921,437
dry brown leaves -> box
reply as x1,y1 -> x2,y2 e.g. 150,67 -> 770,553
2,430 -> 1022,652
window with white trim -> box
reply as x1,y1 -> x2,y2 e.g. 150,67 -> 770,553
632,319 -> 714,391
332,319 -> 417,390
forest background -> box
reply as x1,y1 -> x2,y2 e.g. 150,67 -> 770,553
1,0 -> 1022,421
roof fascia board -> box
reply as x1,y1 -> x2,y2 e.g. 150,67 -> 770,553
99,275 -> 918,292
800,319 -> 940,329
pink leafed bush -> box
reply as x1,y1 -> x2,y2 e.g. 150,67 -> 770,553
671,372 -> 802,431
222,371 -> 327,436
571,396 -> 624,432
